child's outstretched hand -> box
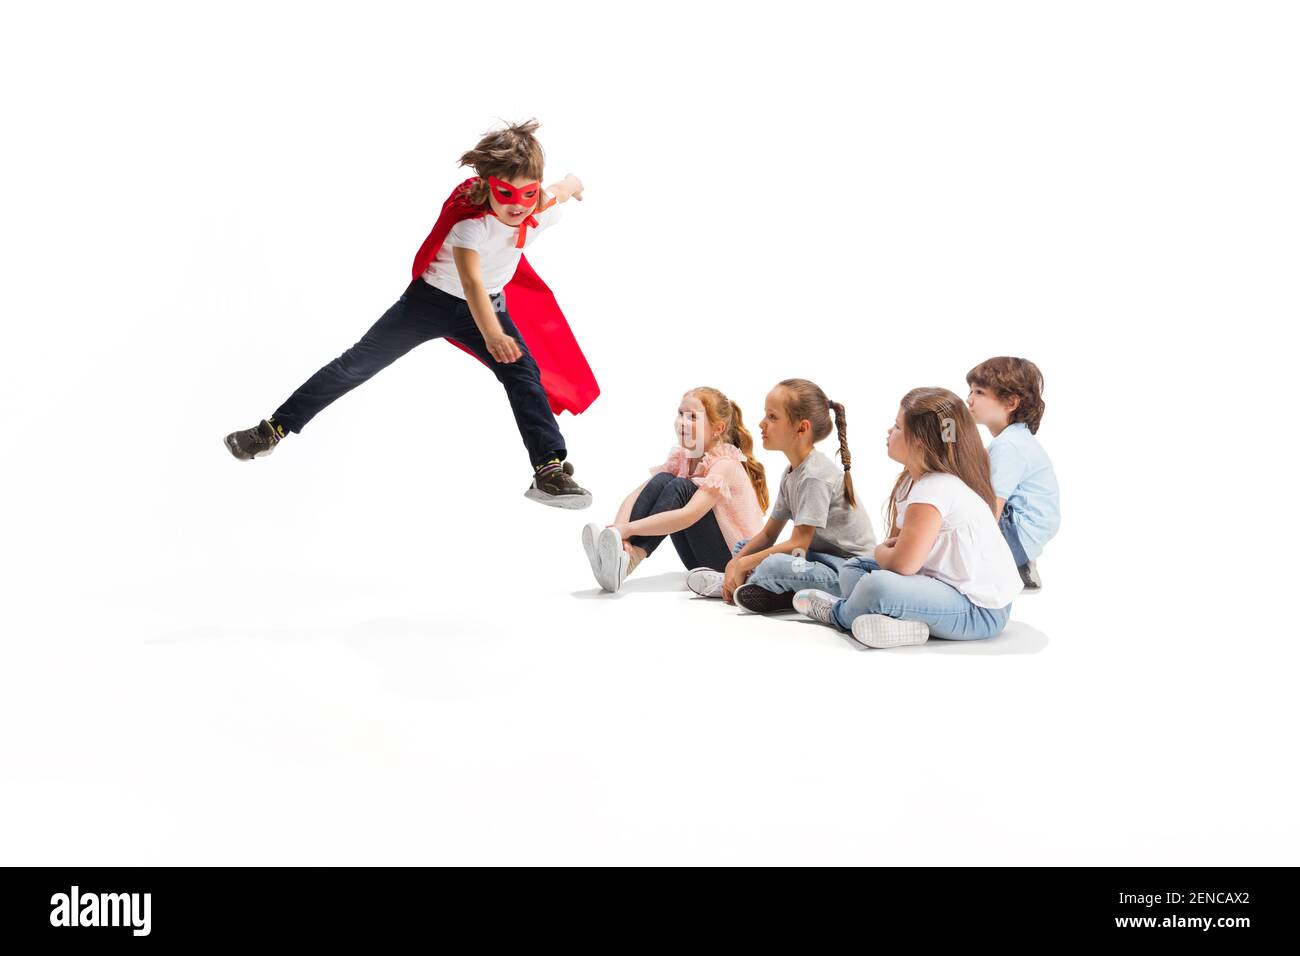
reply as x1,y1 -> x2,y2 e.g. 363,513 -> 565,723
486,330 -> 522,364
564,173 -> 584,202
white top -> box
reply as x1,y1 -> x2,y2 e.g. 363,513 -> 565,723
421,200 -> 563,298
896,472 -> 1023,609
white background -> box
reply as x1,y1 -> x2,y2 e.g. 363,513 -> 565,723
2,0 -> 1296,864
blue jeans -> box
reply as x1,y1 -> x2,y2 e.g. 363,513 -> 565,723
831,557 -> 1011,641
998,504 -> 1031,568
273,279 -> 567,467
733,538 -> 851,596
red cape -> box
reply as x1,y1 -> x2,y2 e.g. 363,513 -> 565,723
410,177 -> 600,416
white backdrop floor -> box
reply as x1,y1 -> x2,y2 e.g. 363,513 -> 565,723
4,0 -> 1297,866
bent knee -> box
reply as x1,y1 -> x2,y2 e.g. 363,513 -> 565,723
846,568 -> 899,608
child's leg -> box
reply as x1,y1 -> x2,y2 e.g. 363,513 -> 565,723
749,551 -> 841,596
998,504 -> 1031,568
838,555 -> 879,598
447,298 -> 567,468
668,509 -> 730,571
614,490 -> 638,527
627,474 -> 694,559
272,286 -> 445,434
832,568 -> 1010,640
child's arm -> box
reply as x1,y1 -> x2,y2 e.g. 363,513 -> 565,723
544,174 -> 584,204
722,519 -> 816,602
873,519 -> 903,560
874,504 -> 941,575
729,524 -> 816,570
730,518 -> 785,564
451,246 -> 522,364
994,497 -> 1006,522
614,488 -> 719,539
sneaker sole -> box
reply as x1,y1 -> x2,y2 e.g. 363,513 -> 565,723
594,527 -> 625,592
525,488 -> 593,510
581,523 -> 602,579
733,584 -> 795,614
849,615 -> 930,649
686,567 -> 724,598
224,435 -> 252,461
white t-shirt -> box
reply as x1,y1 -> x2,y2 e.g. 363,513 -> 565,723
422,199 -> 563,298
895,472 -> 1023,609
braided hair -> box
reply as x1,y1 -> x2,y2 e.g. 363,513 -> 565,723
777,379 -> 857,508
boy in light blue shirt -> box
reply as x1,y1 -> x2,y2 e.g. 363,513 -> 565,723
966,357 -> 1061,591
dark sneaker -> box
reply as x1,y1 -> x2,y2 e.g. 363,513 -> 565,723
525,461 -> 592,510
225,420 -> 281,460
1018,560 -> 1042,592
733,582 -> 795,614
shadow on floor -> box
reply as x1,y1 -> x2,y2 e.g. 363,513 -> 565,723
787,617 -> 1049,654
570,571 -> 687,598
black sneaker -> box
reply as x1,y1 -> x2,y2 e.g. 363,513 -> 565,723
525,461 -> 592,510
1018,560 -> 1042,592
225,420 -> 281,460
733,582 -> 795,614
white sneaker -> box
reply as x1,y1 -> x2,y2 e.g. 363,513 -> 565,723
581,523 -> 603,582
793,589 -> 838,626
686,567 -> 724,598
849,614 -> 930,649
595,527 -> 629,593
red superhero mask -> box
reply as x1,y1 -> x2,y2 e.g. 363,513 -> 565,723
487,176 -> 541,209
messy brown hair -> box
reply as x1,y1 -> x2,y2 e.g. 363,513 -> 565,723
966,356 -> 1046,434
687,387 -> 769,512
458,118 -> 546,207
775,378 -> 856,508
886,387 -> 997,534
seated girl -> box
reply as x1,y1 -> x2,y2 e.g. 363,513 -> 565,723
792,387 -> 1023,648
581,388 -> 767,593
689,378 -> 877,613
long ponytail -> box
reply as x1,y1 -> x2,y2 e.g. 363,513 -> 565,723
726,400 -> 769,512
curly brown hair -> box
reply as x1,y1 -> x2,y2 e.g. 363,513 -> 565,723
966,356 -> 1046,434
458,118 -> 546,207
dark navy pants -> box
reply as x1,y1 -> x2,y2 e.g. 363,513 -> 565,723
628,472 -> 732,572
273,279 -> 566,466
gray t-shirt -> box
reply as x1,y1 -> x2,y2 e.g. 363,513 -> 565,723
770,449 -> 877,558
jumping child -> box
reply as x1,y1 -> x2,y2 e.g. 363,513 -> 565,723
223,118 -> 598,509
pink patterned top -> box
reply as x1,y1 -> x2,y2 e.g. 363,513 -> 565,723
649,443 -> 766,551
